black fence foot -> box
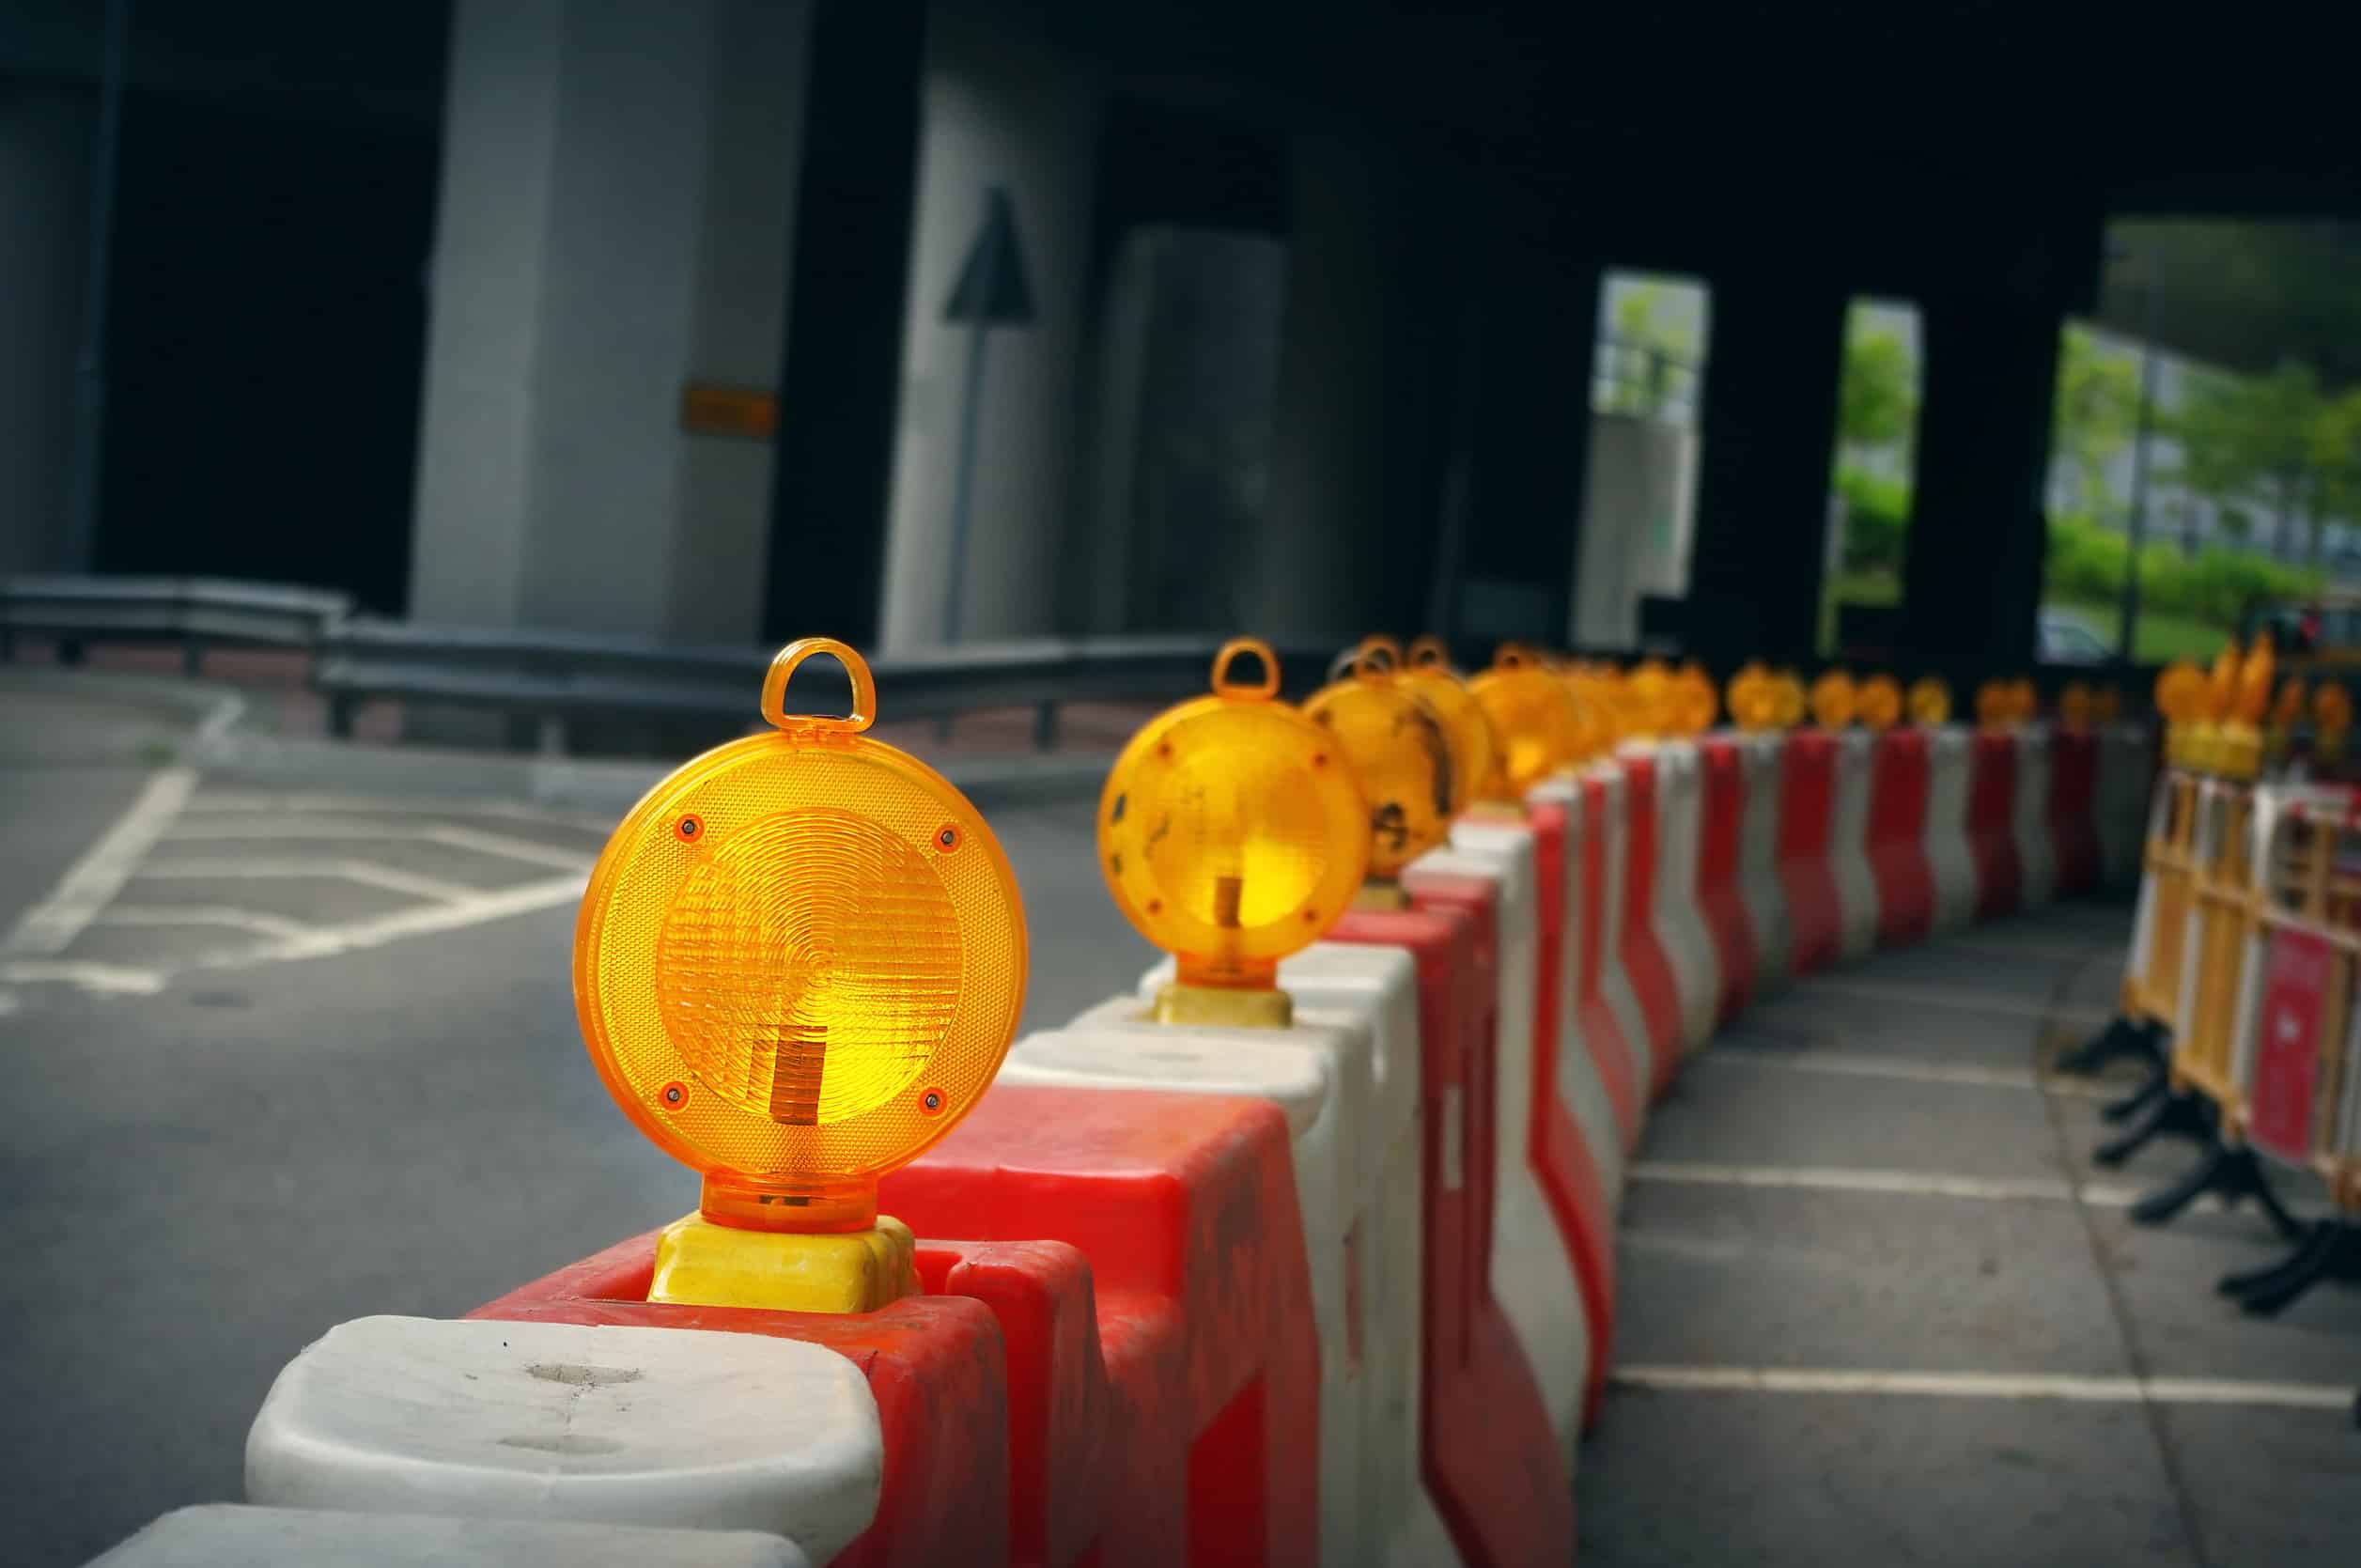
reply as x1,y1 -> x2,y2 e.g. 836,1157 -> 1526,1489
2130,1141 -> 2300,1235
2102,1074 -> 2167,1126
2220,1219 -> 2361,1316
2056,1016 -> 2166,1079
2093,1087 -> 2211,1169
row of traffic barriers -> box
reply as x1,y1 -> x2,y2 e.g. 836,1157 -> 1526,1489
2062,640 -> 2361,1320
96,644 -> 2155,1567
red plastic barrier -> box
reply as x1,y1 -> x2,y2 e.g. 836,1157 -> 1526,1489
1576,774 -> 1643,1147
1967,732 -> 2023,918
1697,738 -> 1757,1023
1339,882 -> 1575,1568
1616,754 -> 1685,1097
1776,732 -> 1841,975
472,1243 -> 1012,1568
2048,729 -> 2102,896
881,1086 -> 1322,1568
1868,730 -> 1935,944
1483,800 -> 1615,1433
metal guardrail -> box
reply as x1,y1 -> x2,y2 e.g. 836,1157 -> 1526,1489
0,575 -> 352,675
311,617 -> 1333,754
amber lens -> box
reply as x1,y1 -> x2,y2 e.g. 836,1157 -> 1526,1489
1858,675 -> 1902,730
1401,665 -> 1501,805
1469,665 -> 1581,789
1810,671 -> 1856,728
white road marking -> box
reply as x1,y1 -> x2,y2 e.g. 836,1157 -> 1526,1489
1,768 -> 197,958
94,905 -> 316,940
0,990 -> 18,1017
0,959 -> 167,995
1787,976 -> 2110,1027
193,874 -> 587,969
1701,1048 -> 2116,1099
1611,1364 -> 2354,1410
1632,1161 -> 2079,1203
162,818 -> 595,872
191,691 -> 247,747
133,859 -> 482,906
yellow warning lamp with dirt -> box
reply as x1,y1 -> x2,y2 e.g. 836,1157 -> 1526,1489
1810,669 -> 1856,730
1671,661 -> 1718,736
1100,637 -> 1370,1029
2314,683 -> 2353,767
1856,674 -> 1903,731
1568,662 -> 1619,758
1305,636 -> 1460,903
2216,637 -> 2275,780
1907,675 -> 1952,726
1468,644 -> 1584,793
2058,680 -> 2094,734
1766,670 -> 1808,729
1403,636 -> 1504,810
1974,679 -> 2010,731
570,638 -> 1028,1312
2154,659 -> 2204,768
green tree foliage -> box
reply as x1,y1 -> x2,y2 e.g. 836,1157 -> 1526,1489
2050,324 -> 2141,522
1837,309 -> 1918,452
1603,283 -> 1700,417
2167,361 -> 2361,563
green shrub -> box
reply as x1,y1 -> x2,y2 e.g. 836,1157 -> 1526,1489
1835,467 -> 1910,571
2043,513 -> 2326,633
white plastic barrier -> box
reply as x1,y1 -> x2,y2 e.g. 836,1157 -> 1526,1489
2097,722 -> 2158,890
1924,726 -> 1979,932
1047,963 -> 1438,1568
1409,830 -> 1589,1474
1641,739 -> 1720,1053
244,1318 -> 880,1562
1584,758 -> 1657,1120
1526,776 -> 1629,1209
2012,724 -> 2057,908
1734,732 -> 1791,990
90,1506 -> 810,1568
1831,730 -> 1881,961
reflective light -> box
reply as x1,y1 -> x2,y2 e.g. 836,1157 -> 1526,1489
1468,646 -> 1583,791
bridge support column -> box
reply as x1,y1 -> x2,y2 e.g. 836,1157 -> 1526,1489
1903,298 -> 2063,677
1685,280 -> 1847,666
406,0 -> 811,642
0,85 -> 95,575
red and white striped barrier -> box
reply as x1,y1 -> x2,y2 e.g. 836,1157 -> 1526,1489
1697,737 -> 1758,1019
1615,749 -> 1687,1098
1831,729 -> 1881,959
2012,725 -> 2057,908
1925,725 -> 1980,932
1735,732 -> 1792,989
1777,730 -> 1842,975
1867,727 -> 1935,945
1966,730 -> 2025,919
1646,739 -> 1723,1054
2047,725 -> 2103,897
1582,759 -> 1657,1134
2096,722 -> 2160,891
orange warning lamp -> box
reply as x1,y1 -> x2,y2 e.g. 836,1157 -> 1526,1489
1671,661 -> 1718,736
573,638 -> 1028,1239
2058,680 -> 2094,733
1767,670 -> 1808,729
1857,674 -> 1903,731
2155,659 -> 2204,768
2009,678 -> 2039,724
1974,679 -> 2010,730
1727,661 -> 1774,732
2218,637 -> 2275,780
1468,645 -> 1583,793
1403,637 -> 1504,809
1907,675 -> 1952,726
2314,684 -> 2353,766
1624,660 -> 1674,743
1305,636 -> 1459,890
1564,662 -> 1615,757
1101,637 -> 1369,1025
1810,669 -> 1856,729
2092,686 -> 2122,725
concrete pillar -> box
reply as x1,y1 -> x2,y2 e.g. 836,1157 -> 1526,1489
0,84 -> 94,574
1446,224 -> 1598,651
1685,279 -> 1847,665
875,4 -> 1104,650
407,0 -> 810,641
1251,132 -> 1454,648
1903,298 -> 2062,675
1572,414 -> 1699,648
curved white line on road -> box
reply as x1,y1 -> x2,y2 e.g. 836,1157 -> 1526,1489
133,859 -> 482,906
95,905 -> 317,940
161,819 -> 595,872
193,875 -> 587,969
0,959 -> 168,995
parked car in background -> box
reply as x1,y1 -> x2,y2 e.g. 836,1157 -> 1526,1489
2037,609 -> 2113,664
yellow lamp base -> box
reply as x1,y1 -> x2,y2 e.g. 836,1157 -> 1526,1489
1153,981 -> 1293,1029
1351,880 -> 1411,913
649,1212 -> 920,1313
1463,799 -> 1528,823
